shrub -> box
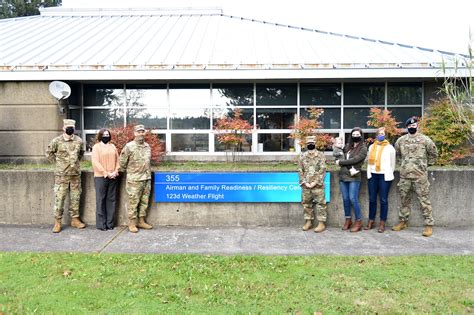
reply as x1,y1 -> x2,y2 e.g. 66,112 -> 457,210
104,125 -> 165,165
289,108 -> 333,150
419,98 -> 472,165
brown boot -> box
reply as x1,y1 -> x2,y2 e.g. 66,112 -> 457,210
364,220 -> 374,230
392,221 -> 408,231
378,221 -> 385,233
70,217 -> 86,229
52,218 -> 62,233
422,226 -> 433,237
128,219 -> 138,233
137,217 -> 153,230
342,218 -> 352,230
314,222 -> 326,233
350,220 -> 362,232
302,220 -> 313,231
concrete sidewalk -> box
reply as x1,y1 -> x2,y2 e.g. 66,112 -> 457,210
1,225 -> 472,255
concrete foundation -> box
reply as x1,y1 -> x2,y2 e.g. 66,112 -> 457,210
0,170 -> 472,227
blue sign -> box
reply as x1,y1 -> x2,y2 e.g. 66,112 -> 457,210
154,172 -> 330,203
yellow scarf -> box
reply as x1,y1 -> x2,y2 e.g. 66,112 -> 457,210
368,140 -> 389,172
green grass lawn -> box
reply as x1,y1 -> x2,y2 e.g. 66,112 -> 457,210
0,253 -> 472,314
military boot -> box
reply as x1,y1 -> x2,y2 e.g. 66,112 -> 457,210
302,220 -> 313,231
71,217 -> 86,229
314,222 -> 326,233
137,217 -> 153,230
422,226 -> 433,237
52,218 -> 62,233
391,221 -> 408,231
128,219 -> 138,233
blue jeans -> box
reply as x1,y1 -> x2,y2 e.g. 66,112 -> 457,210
368,173 -> 392,221
339,181 -> 362,220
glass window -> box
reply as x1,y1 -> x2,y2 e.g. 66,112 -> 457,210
256,108 -> 297,129
127,108 -> 167,129
388,83 -> 422,105
69,108 -> 82,130
344,83 -> 384,105
126,84 -> 168,108
256,84 -> 297,106
257,133 -> 295,152
85,133 -> 97,152
387,107 -> 422,127
170,109 -> 210,130
84,85 -> 124,107
171,134 -> 209,152
213,107 -> 254,128
300,108 -> 341,129
300,83 -> 341,106
215,134 -> 253,152
169,84 -> 210,108
213,84 -> 253,107
343,107 -> 381,129
84,109 -> 124,129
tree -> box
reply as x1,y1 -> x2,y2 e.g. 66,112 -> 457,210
214,108 -> 253,162
0,0 -> 61,19
366,107 -> 402,144
289,107 -> 333,150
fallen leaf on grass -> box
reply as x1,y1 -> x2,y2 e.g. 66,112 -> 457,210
63,270 -> 72,277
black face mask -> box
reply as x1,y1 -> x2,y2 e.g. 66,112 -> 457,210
407,127 -> 417,134
351,136 -> 361,143
65,127 -> 74,135
306,144 -> 316,151
101,136 -> 111,144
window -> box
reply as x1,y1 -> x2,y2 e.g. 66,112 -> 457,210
215,134 -> 252,152
256,84 -> 297,106
344,83 -> 384,105
84,108 -> 124,129
84,85 -> 124,107
257,108 -> 296,129
213,83 -> 253,107
300,108 -> 341,129
258,133 -> 294,152
300,83 -> 341,106
387,107 -> 422,127
343,107 -> 382,129
171,134 -> 209,152
388,82 -> 422,105
169,84 -> 210,107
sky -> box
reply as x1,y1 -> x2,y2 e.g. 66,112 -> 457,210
62,0 -> 473,54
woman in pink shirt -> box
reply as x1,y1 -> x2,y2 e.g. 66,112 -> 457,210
92,129 -> 120,231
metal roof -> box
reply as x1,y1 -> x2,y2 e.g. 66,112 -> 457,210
0,7 -> 469,81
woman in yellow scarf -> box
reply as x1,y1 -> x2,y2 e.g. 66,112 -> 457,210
366,127 -> 396,233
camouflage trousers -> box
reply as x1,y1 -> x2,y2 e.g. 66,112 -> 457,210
126,179 -> 151,220
398,177 -> 434,226
301,186 -> 327,222
54,175 -> 81,219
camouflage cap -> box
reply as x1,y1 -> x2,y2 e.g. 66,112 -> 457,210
305,136 -> 316,144
405,116 -> 418,126
63,119 -> 76,127
134,124 -> 146,132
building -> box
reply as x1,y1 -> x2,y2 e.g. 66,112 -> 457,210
0,6 -> 469,162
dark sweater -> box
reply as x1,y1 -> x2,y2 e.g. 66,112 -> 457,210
338,143 -> 367,182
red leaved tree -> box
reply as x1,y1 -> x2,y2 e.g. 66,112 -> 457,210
366,107 -> 402,144
107,125 -> 165,165
289,108 -> 333,150
214,108 -> 253,162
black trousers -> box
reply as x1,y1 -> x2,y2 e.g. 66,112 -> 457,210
94,177 -> 118,229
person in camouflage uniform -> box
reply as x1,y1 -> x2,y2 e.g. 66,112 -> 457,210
298,136 -> 328,233
393,117 -> 438,237
46,119 -> 86,233
119,125 -> 153,233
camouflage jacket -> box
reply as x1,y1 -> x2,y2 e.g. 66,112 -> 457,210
298,150 -> 326,187
395,133 -> 438,179
46,135 -> 84,176
119,140 -> 152,181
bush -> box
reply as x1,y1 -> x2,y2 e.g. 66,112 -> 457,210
420,98 -> 472,165
106,125 -> 165,165
289,108 -> 333,150
366,107 -> 402,144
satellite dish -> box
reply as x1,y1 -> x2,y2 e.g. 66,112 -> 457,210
49,81 -> 71,100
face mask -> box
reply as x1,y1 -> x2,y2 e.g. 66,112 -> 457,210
135,135 -> 145,143
351,136 -> 361,143
376,135 -> 385,141
306,144 -> 316,151
65,127 -> 74,135
101,136 -> 111,144
407,127 -> 417,134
